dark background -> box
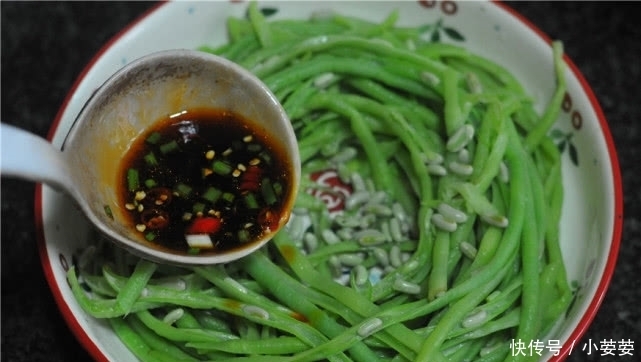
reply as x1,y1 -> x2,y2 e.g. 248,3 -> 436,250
1,1 -> 639,361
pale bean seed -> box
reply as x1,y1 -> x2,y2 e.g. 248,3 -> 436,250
437,203 -> 468,223
431,213 -> 457,232
357,318 -> 383,337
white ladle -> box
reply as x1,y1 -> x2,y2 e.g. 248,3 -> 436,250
1,49 -> 300,265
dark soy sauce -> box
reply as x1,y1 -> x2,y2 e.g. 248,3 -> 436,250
118,108 -> 292,255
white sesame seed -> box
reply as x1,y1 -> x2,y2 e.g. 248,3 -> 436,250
136,224 -> 146,232
243,134 -> 253,143
135,191 -> 146,201
205,150 -> 215,160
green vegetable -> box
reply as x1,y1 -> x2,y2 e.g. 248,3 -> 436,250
127,168 -> 140,191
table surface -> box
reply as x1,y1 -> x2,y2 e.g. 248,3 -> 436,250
1,2 -> 639,361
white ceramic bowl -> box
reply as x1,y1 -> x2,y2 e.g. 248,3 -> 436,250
36,1 -> 623,361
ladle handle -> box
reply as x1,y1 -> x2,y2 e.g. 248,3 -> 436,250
0,123 -> 75,195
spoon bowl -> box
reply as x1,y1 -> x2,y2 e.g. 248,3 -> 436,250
1,49 -> 300,265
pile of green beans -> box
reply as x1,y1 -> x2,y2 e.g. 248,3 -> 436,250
68,3 -> 573,361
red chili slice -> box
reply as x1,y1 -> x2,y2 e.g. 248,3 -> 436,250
141,209 -> 170,229
239,165 -> 263,192
257,208 -> 279,231
187,217 -> 222,234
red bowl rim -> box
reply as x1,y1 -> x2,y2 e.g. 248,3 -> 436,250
34,1 -> 624,361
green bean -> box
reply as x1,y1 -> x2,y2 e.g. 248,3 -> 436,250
134,309 -> 237,344
127,314 -> 200,361
242,251 -> 383,362
188,336 -> 308,355
272,233 -> 421,358
109,317 -> 155,362
247,1 -> 272,48
428,230 -> 450,301
193,265 -> 351,358
114,260 -> 156,315
507,123 -> 542,355
524,41 -> 566,150
263,55 -> 436,99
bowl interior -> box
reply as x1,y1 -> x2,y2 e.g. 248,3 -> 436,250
38,2 -> 621,361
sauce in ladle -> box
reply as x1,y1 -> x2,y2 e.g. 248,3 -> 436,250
118,107 -> 293,255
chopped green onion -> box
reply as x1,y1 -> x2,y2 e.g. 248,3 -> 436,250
145,131 -> 162,145
247,143 -> 262,152
192,202 -> 206,214
144,152 -> 158,166
159,140 -> 179,154
238,229 -> 251,243
202,187 -> 223,203
244,193 -> 260,209
103,205 -> 114,220
127,168 -> 140,191
222,192 -> 235,203
144,232 -> 156,241
259,150 -> 272,165
272,181 -> 283,196
232,140 -> 244,151
261,178 -> 277,205
174,183 -> 192,197
212,160 -> 233,175
144,179 -> 157,188
188,247 -> 201,254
